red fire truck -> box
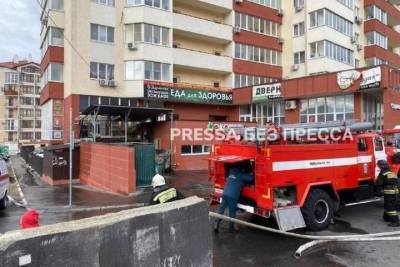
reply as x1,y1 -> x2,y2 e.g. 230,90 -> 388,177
209,122 -> 391,231
383,127 -> 400,176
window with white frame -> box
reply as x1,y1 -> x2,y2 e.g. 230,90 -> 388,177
91,0 -> 114,7
125,23 -> 170,46
235,43 -> 281,65
49,0 -> 63,10
293,22 -> 304,37
90,62 -> 115,80
294,0 -> 304,9
309,41 -> 325,58
294,51 -> 305,64
125,61 -> 171,81
362,93 -> 383,130
337,0 -> 353,9
365,5 -> 387,25
42,63 -> 63,85
235,12 -> 279,37
5,72 -> 19,84
234,74 -> 277,88
239,102 -> 285,125
248,0 -> 281,9
181,145 -> 211,156
365,57 -> 387,67
300,95 -> 354,123
311,9 -> 353,37
90,24 -> 114,43
365,31 -> 388,49
310,40 -> 354,65
126,0 -> 170,10
41,27 -> 64,56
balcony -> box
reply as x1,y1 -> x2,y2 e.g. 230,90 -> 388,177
364,0 -> 400,26
364,45 -> 400,67
173,47 -> 232,73
174,0 -> 232,12
173,12 -> 232,43
364,19 -> 400,47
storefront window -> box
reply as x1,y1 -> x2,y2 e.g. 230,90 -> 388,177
300,95 -> 354,123
239,102 -> 285,125
362,93 -> 383,130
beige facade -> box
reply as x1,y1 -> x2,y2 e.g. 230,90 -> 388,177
0,61 -> 41,152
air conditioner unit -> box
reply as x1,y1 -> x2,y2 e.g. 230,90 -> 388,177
278,37 -> 284,44
355,16 -> 363,24
278,9 -> 284,16
357,44 -> 363,51
285,100 -> 297,110
292,64 -> 299,71
127,42 -> 137,51
295,6 -> 304,12
108,80 -> 117,88
234,26 -> 242,34
350,36 -> 357,44
235,0 -> 243,3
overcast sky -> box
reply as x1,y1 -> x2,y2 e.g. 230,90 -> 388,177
0,0 -> 41,63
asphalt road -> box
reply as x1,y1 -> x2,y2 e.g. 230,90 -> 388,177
2,157 -> 400,266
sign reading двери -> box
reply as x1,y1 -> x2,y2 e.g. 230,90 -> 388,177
252,83 -> 282,102
144,85 -> 233,105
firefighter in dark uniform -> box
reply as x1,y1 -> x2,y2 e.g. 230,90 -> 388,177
149,174 -> 184,205
376,160 -> 400,227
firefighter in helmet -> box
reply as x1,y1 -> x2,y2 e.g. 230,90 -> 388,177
376,160 -> 400,227
149,174 -> 184,205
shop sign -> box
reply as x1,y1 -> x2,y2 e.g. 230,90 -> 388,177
337,70 -> 361,90
252,83 -> 282,102
391,103 -> 400,110
207,122 -> 244,131
360,66 -> 381,90
144,84 -> 233,104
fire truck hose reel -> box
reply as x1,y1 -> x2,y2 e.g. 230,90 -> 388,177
209,212 -> 400,258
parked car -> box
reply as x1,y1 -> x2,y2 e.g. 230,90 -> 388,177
0,159 -> 9,210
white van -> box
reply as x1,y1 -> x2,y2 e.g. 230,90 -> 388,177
0,159 -> 9,210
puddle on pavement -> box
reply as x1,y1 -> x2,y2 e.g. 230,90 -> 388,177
328,218 -> 369,235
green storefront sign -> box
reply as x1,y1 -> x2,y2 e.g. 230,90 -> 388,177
144,85 -> 233,105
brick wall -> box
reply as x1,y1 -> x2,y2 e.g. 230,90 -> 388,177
79,143 -> 136,195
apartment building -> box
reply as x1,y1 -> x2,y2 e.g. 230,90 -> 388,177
0,60 -> 42,153
39,0 -> 400,170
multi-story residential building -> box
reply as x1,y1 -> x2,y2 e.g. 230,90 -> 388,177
0,60 -> 42,153
39,0 -> 400,171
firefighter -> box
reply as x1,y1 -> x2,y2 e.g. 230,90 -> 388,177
376,160 -> 400,227
213,166 -> 254,233
149,174 -> 184,205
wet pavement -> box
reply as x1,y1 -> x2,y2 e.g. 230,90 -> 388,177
2,156 -> 400,266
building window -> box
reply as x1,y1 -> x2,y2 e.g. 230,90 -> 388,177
90,62 -> 115,80
362,93 -> 384,130
50,0 -> 63,10
365,31 -> 388,49
41,27 -> 64,56
294,0 -> 304,9
125,61 -> 170,81
300,95 -> 354,123
310,9 -> 353,37
235,43 -> 281,65
125,23 -> 170,46
90,24 -> 114,43
248,0 -> 281,9
126,0 -> 170,10
365,57 -> 387,67
181,145 -> 211,156
239,102 -> 285,125
5,72 -> 19,84
294,51 -> 305,64
234,74 -> 277,88
310,40 -> 354,65
91,0 -> 115,7
336,0 -> 353,9
293,22 -> 304,37
42,63 -> 63,85
235,12 -> 279,37
365,5 -> 387,25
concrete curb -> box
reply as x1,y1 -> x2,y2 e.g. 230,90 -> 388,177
9,159 -> 28,208
38,203 -> 147,214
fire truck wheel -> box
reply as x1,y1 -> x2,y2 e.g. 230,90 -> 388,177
0,193 -> 7,210
301,189 -> 333,231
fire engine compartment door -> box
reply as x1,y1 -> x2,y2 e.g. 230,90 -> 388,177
374,137 -> 387,178
274,206 -> 306,232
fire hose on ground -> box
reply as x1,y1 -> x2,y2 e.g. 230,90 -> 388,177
209,212 -> 400,258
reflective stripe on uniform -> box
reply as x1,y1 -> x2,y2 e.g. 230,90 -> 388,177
384,172 -> 398,179
384,189 -> 397,194
153,188 -> 177,204
386,211 -> 398,216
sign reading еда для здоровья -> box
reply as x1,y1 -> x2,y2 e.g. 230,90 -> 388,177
252,83 -> 282,102
144,84 -> 233,105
